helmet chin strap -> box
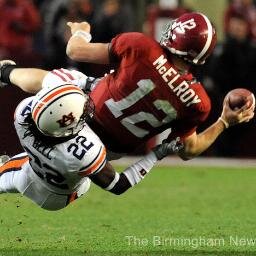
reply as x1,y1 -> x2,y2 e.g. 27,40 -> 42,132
171,55 -> 191,71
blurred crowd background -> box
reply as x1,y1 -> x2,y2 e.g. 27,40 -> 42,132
0,0 -> 255,158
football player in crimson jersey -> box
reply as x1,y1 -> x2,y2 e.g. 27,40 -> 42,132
0,83 -> 182,210
65,11 -> 254,159
0,12 -> 254,160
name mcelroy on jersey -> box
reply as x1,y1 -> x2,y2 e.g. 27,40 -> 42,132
153,55 -> 201,107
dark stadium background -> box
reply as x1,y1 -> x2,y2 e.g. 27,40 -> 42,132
0,0 -> 255,157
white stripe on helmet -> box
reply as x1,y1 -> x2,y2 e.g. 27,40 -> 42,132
193,13 -> 213,64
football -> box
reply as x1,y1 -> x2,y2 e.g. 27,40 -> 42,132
226,88 -> 255,110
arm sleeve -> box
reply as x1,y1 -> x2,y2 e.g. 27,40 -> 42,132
42,68 -> 100,92
14,97 -> 34,143
169,86 -> 211,141
90,151 -> 158,195
78,146 -> 107,176
14,97 -> 34,124
168,106 -> 210,142
109,32 -> 148,64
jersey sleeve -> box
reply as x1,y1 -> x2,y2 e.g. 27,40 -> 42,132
78,145 -> 107,177
110,32 -> 150,63
14,97 -> 33,124
167,89 -> 211,141
14,97 -> 34,144
42,68 -> 90,91
173,112 -> 209,140
62,125 -> 108,177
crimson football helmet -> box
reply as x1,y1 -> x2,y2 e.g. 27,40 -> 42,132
160,12 -> 217,65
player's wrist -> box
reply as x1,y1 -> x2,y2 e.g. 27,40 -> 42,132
72,30 -> 92,43
152,137 -> 183,160
218,117 -> 229,129
0,60 -> 17,87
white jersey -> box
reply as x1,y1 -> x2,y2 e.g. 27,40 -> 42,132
14,96 -> 107,195
42,68 -> 99,91
41,69 -> 125,161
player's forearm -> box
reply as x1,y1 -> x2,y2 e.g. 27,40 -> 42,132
66,21 -> 110,64
105,152 -> 158,195
66,37 -> 110,64
10,68 -> 47,93
179,118 -> 226,160
92,140 -> 180,193
106,173 -> 131,195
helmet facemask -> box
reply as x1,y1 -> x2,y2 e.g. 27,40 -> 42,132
69,94 -> 95,137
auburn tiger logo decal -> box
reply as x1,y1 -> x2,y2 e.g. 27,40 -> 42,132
57,112 -> 75,127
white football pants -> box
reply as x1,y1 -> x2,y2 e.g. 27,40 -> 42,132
0,152 -> 91,211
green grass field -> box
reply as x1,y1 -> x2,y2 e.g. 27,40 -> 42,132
1,164 -> 256,256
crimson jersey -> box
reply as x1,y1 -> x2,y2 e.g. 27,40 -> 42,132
90,32 -> 211,153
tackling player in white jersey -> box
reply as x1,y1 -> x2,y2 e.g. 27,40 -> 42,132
0,81 -> 182,211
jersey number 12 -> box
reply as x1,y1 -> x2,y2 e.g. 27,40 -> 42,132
105,79 -> 177,138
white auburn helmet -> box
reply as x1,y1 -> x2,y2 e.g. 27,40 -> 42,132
31,84 -> 94,137
160,12 -> 217,65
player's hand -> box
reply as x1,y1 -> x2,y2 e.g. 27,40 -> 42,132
153,137 -> 183,160
67,21 -> 91,35
0,59 -> 16,88
220,96 -> 255,128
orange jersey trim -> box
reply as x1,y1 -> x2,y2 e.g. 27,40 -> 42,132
68,192 -> 78,204
79,147 -> 107,176
0,156 -> 29,173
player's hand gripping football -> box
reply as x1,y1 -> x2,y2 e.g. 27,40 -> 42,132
0,59 -> 16,87
220,94 -> 255,128
153,137 -> 183,160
